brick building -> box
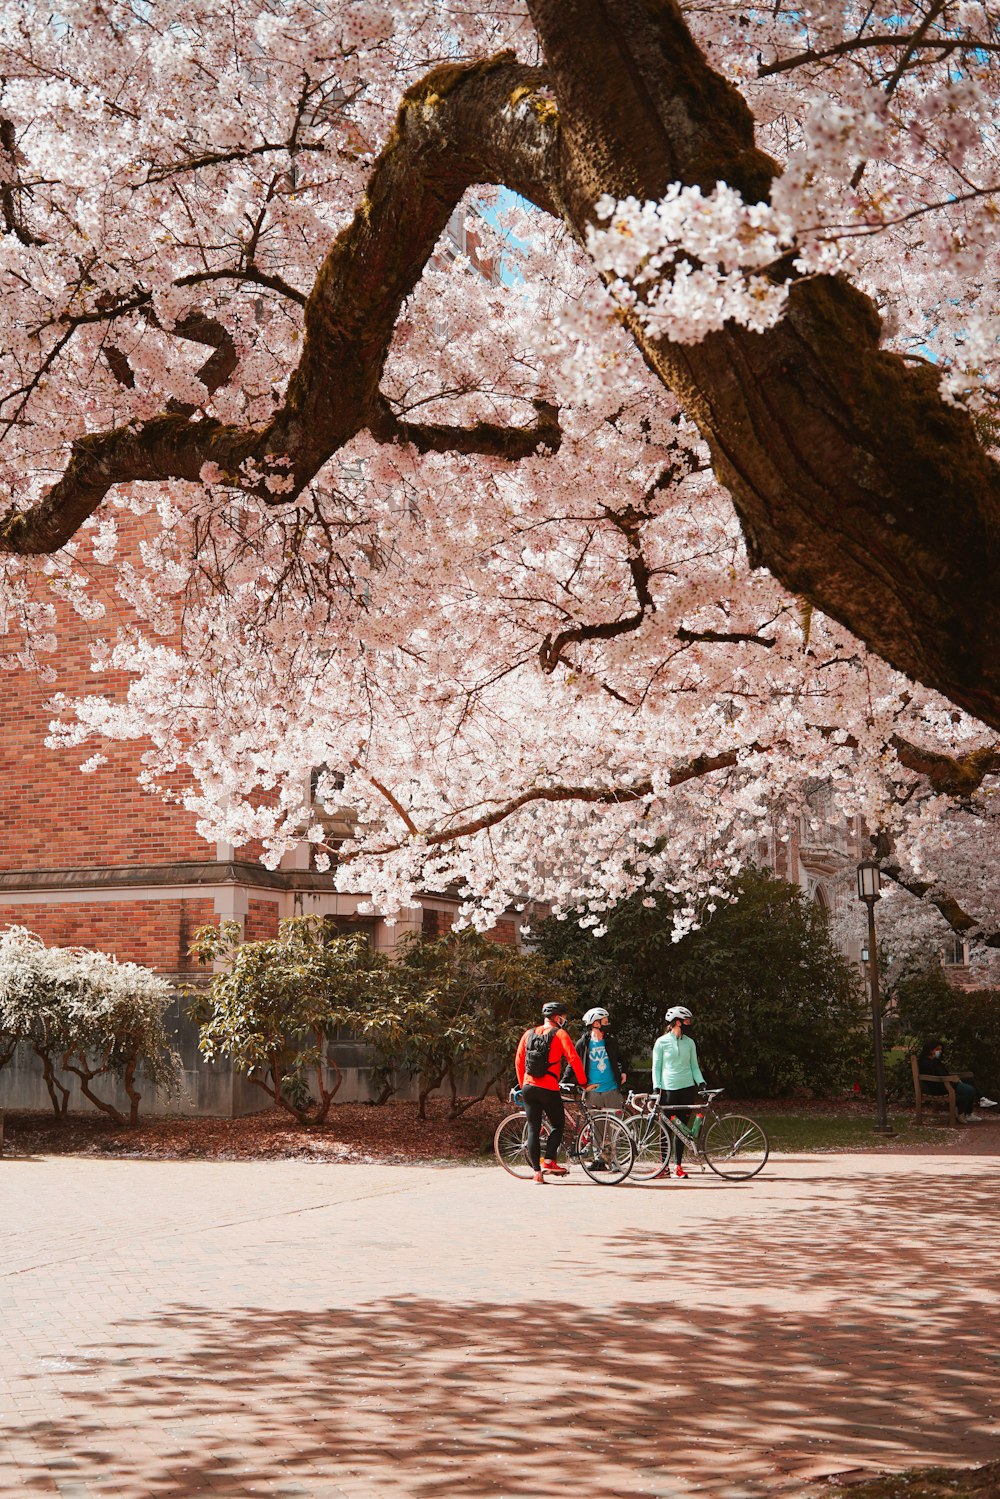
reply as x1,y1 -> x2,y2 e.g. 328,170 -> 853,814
0,514 -> 519,1111
0,583 -> 495,978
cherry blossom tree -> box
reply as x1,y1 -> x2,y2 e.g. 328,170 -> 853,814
1,0 -> 999,933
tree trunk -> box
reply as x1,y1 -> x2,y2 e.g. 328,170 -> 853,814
525,0 -> 1000,728
122,1052 -> 142,1126
34,1045 -> 69,1118
61,1051 -> 127,1126
5,9 -> 1000,724
310,1030 -> 342,1125
418,1069 -> 446,1120
449,1066 -> 506,1120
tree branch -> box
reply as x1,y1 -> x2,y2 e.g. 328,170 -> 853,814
6,7 -> 1000,736
337,746 -> 752,861
889,738 -> 1000,798
757,30 -> 997,78
675,627 -> 776,648
369,395 -> 561,459
0,55 -> 561,556
175,266 -> 308,307
525,0 -> 1000,731
540,501 -> 655,672
881,853 -> 1000,949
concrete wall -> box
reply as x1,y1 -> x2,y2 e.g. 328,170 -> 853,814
0,1003 -> 496,1118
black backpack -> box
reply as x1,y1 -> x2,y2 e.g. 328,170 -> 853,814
524,1026 -> 559,1080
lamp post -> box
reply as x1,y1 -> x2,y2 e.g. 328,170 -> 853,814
857,860 -> 893,1135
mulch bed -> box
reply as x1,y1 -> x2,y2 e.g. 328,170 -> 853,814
824,1458 -> 1000,1497
0,1096 -> 512,1163
0,1093 -> 991,1163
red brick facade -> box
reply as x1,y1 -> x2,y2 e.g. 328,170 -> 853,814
0,898 -> 217,970
245,899 -> 281,944
0,531 -> 517,976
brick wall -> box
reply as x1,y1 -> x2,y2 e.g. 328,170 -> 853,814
245,899 -> 280,942
1,517 -> 518,978
0,517 -> 212,872
420,909 -> 517,946
0,899 -> 217,971
421,908 -> 455,939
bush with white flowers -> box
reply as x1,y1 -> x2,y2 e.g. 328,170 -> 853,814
0,927 -> 180,1123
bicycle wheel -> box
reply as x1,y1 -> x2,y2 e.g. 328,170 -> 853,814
702,1114 -> 769,1180
626,1110 -> 671,1180
494,1112 -> 536,1179
577,1112 -> 635,1184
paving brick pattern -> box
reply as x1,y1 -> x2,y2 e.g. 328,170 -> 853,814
2,1153 -> 999,1498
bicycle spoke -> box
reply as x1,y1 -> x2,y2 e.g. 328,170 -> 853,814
626,1111 -> 671,1179
702,1114 -> 769,1180
493,1113 -> 535,1179
579,1113 -> 635,1184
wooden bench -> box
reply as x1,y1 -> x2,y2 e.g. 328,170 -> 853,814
910,1054 -> 972,1127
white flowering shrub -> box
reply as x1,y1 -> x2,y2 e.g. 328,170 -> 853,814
0,927 -> 180,1123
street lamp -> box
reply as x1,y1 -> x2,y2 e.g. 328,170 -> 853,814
857,860 -> 893,1134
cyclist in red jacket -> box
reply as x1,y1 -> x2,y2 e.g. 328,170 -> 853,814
515,1001 -> 589,1184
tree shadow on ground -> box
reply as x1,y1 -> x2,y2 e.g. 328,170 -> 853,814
5,1169 -> 1000,1499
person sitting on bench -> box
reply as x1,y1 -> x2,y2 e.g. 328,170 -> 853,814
918,1039 -> 997,1123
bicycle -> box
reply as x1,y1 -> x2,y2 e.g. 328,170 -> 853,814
493,1083 -> 636,1184
623,1087 -> 769,1181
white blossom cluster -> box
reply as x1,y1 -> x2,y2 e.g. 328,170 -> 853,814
0,0 -> 996,939
587,185 -> 794,342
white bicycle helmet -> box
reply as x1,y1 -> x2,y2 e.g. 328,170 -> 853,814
664,1005 -> 694,1023
582,1007 -> 610,1025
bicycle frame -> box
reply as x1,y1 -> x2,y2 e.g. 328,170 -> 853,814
623,1087 -> 770,1181
627,1086 -> 718,1122
509,1084 -> 607,1144
624,1088 -> 721,1162
500,1084 -> 636,1183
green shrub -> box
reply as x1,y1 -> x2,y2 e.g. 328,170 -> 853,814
892,966 -> 1000,1091
190,919 -> 574,1121
535,868 -> 868,1098
189,915 -> 382,1123
350,930 -> 574,1118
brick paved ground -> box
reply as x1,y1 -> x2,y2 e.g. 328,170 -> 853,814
1,1151 -> 999,1499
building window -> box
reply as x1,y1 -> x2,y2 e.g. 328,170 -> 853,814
944,936 -> 969,967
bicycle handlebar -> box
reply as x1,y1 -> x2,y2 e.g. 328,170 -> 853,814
625,1087 -> 724,1109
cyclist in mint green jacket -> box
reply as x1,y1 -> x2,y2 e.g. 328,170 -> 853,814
651,1006 -> 705,1178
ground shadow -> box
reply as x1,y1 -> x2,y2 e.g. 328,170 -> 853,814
4,1167 -> 1000,1498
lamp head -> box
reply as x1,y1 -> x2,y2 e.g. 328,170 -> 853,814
857,861 -> 881,902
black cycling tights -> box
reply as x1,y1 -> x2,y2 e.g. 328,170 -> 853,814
521,1084 -> 566,1171
659,1084 -> 700,1165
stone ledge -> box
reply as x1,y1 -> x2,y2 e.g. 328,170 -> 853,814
0,861 -> 339,895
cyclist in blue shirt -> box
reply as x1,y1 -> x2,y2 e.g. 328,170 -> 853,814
572,1007 -> 627,1110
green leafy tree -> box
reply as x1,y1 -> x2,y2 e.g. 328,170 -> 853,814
535,869 -> 867,1098
0,926 -> 179,1122
350,930 -> 575,1119
892,966 -> 1000,1095
189,915 -> 383,1123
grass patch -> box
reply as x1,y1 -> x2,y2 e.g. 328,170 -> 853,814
760,1114 -> 953,1153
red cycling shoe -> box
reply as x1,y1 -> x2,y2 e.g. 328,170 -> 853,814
674,1165 -> 688,1179
542,1160 -> 569,1176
